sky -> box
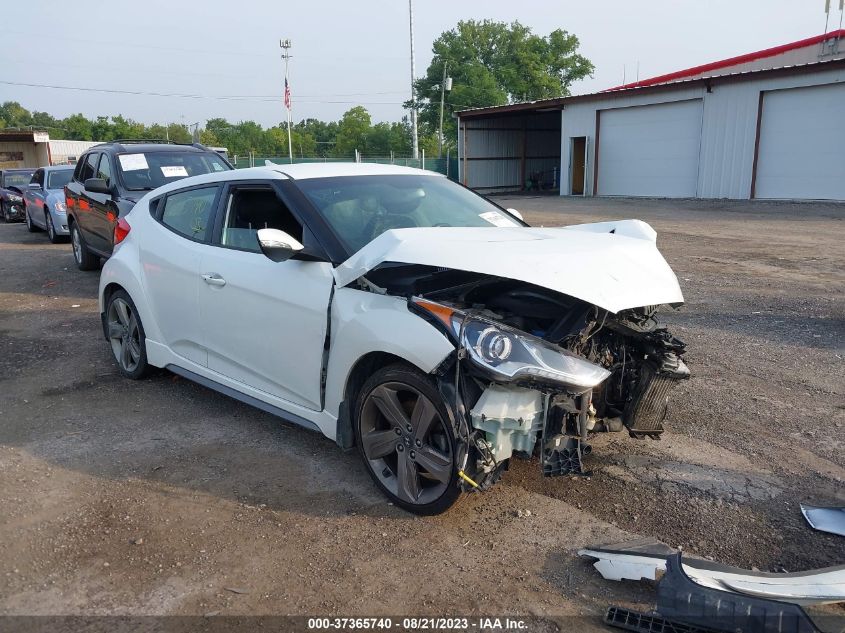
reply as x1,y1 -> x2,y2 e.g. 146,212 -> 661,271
0,0 -> 837,130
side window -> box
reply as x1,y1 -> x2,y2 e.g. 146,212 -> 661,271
80,153 -> 98,183
215,187 -> 303,252
97,154 -> 113,186
160,186 -> 218,241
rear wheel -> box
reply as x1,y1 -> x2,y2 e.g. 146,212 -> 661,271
106,290 -> 150,379
70,222 -> 99,270
354,363 -> 461,515
45,209 -> 60,243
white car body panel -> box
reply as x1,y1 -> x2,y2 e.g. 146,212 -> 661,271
323,288 -> 456,422
137,213 -> 208,366
198,248 -> 334,411
333,221 -> 683,314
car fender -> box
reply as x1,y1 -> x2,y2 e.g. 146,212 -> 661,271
98,239 -> 165,358
323,287 -> 455,419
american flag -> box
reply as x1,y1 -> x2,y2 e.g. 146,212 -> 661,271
284,77 -> 291,111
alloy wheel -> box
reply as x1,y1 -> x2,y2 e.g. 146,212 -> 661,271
359,381 -> 453,505
46,212 -> 55,241
107,297 -> 142,373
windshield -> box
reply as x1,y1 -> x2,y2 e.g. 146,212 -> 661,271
117,151 -> 230,191
47,170 -> 73,190
4,171 -> 34,187
296,174 -> 522,254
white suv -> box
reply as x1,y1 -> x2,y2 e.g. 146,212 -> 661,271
98,163 -> 688,514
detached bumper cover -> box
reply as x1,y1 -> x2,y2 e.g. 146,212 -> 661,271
579,540 -> 845,606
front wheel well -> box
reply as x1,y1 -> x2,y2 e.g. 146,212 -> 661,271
336,352 -> 408,450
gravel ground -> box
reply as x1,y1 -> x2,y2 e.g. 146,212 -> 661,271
0,196 -> 843,631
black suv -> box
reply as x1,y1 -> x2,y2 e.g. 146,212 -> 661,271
65,141 -> 233,270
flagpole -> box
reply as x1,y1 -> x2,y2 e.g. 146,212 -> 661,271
281,39 -> 294,164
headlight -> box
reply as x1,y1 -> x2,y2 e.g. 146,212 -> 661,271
412,298 -> 610,391
53,201 -> 66,213
9,194 -> 22,203
460,318 -> 610,390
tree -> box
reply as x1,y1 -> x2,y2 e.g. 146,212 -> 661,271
333,106 -> 371,157
63,113 -> 94,140
294,118 -> 339,157
0,101 -> 32,128
412,20 -> 593,149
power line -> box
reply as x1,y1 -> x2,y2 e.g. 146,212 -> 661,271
0,80 -> 405,104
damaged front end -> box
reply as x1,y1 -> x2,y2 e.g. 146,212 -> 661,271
402,275 -> 689,491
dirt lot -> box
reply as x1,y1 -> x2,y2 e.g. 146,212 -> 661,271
1,196 -> 843,630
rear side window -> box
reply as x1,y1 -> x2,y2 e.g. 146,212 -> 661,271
160,186 -> 218,241
80,153 -> 98,183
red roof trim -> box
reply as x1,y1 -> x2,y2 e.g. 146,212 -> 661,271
604,30 -> 845,92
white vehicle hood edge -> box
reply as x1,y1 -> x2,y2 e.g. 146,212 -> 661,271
333,220 -> 684,314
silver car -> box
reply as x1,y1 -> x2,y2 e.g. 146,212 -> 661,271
24,165 -> 75,243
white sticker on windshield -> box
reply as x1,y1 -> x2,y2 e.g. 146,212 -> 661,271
212,163 -> 225,171
479,210 -> 516,227
160,165 -> 189,178
118,153 -> 149,172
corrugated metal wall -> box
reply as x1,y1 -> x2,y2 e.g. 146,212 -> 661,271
560,65 -> 845,199
459,111 -> 561,193
48,140 -> 99,165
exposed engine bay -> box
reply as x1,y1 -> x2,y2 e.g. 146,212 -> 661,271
365,263 -> 690,490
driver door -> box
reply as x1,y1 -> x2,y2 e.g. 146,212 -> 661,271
198,182 -> 334,411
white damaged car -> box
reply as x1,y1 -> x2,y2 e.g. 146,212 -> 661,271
98,163 -> 688,514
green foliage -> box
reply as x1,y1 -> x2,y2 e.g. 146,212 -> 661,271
412,20 -> 594,148
0,101 -> 407,160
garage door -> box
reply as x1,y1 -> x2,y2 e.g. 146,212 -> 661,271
597,100 -> 703,197
754,83 -> 845,201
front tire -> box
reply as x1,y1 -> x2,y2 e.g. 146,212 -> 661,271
70,222 -> 99,270
1,202 -> 8,223
45,209 -> 60,243
25,208 -> 38,232
106,290 -> 151,380
354,363 -> 461,515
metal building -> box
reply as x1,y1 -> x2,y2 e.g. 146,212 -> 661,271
456,30 -> 845,201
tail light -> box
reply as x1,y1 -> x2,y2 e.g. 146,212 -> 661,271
114,217 -> 131,245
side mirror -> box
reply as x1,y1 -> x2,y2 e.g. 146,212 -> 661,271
506,208 -> 524,222
84,178 -> 111,195
257,228 -> 304,263
28,183 -> 42,190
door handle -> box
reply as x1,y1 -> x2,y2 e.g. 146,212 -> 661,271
201,273 -> 226,287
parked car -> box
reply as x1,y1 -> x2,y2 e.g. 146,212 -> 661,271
98,163 -> 688,514
65,141 -> 232,270
0,168 -> 36,222
23,165 -> 75,242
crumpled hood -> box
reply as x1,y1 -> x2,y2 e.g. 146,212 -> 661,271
333,219 -> 684,314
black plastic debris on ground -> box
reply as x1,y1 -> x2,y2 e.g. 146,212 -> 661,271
605,606 -> 721,633
655,554 -> 821,633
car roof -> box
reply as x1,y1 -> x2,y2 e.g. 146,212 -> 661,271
93,142 -> 214,154
43,165 -> 75,171
142,162 -> 443,198
265,162 -> 442,180
3,168 -> 35,172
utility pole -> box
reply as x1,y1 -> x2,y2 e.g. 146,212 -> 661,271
281,39 -> 294,164
409,0 -> 419,160
438,63 -> 452,158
